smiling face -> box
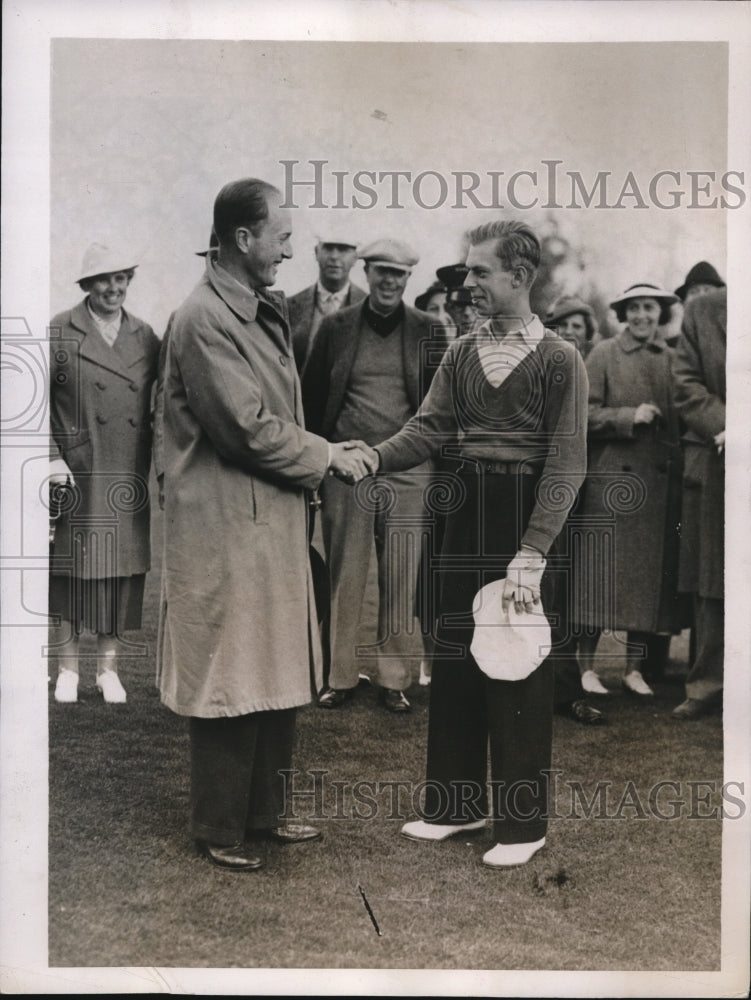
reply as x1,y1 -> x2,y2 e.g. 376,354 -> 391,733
365,263 -> 410,315
464,241 -> 518,317
243,194 -> 293,288
87,272 -> 130,318
556,313 -> 589,354
624,297 -> 661,339
315,242 -> 358,293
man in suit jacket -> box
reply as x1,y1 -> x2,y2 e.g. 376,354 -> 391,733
287,230 -> 366,373
303,238 -> 447,713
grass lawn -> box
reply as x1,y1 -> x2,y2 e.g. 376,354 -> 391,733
48,503 -> 724,971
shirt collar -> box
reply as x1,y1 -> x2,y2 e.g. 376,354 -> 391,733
86,300 -> 122,331
316,281 -> 349,305
477,314 -> 545,346
619,325 -> 666,352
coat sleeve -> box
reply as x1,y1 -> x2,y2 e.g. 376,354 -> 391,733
586,342 -> 637,440
172,311 -> 329,489
673,301 -> 726,441
151,315 -> 173,482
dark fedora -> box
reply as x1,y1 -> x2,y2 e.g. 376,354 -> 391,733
436,262 -> 473,305
674,261 -> 725,301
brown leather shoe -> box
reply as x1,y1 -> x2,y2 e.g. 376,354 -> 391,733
195,840 -> 263,871
671,697 -> 713,720
261,823 -> 322,844
381,688 -> 411,713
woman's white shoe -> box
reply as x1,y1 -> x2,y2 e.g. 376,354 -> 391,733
623,670 -> 654,696
54,669 -> 79,703
96,669 -> 127,704
482,837 -> 546,868
581,669 -> 610,695
401,819 -> 486,841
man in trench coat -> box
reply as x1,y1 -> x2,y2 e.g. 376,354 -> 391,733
157,177 -> 372,871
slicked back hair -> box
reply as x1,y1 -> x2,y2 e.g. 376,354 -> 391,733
466,220 -> 541,287
213,178 -> 279,247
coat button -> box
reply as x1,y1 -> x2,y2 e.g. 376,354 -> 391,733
96,381 -> 107,390
280,355 -> 287,367
96,415 -> 108,424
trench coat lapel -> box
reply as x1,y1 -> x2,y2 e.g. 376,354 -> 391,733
206,256 -> 291,356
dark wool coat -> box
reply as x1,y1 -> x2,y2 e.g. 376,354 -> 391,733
673,287 -> 726,600
573,326 -> 684,633
287,282 -> 367,372
157,258 -> 329,718
49,300 -> 160,579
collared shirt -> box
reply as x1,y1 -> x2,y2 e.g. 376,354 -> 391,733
476,314 -> 545,388
316,281 -> 350,312
87,301 -> 122,347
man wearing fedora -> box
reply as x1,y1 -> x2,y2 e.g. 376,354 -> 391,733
302,238 -> 446,713
436,262 -> 477,339
674,261 -> 725,305
287,228 -> 366,374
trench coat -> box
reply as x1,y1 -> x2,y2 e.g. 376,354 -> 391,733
156,257 -> 329,718
674,287 -> 726,600
573,326 -> 684,633
49,300 -> 160,579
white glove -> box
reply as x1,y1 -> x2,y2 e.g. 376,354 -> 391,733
50,457 -> 75,487
502,546 -> 546,614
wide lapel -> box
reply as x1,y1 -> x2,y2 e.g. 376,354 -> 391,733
331,304 -> 363,404
112,309 -> 149,370
69,301 -> 132,380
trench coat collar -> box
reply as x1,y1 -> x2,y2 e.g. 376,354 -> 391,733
618,325 -> 667,353
67,300 -> 148,378
206,256 -> 289,353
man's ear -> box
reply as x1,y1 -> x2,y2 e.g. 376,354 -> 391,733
235,227 -> 252,253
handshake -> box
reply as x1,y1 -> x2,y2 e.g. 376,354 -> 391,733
328,440 -> 380,484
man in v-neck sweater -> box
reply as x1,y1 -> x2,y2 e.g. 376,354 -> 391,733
302,238 -> 448,713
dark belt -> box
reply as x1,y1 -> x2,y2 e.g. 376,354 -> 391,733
456,458 -> 540,476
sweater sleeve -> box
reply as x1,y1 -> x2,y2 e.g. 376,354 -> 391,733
376,343 -> 459,471
522,345 -> 589,554
586,342 -> 637,440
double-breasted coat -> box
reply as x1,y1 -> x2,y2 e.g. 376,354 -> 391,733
573,326 -> 684,633
674,287 -> 726,601
49,300 -> 160,580
156,258 -> 329,718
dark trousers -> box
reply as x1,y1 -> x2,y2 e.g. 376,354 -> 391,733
189,709 -> 296,844
421,469 -> 555,845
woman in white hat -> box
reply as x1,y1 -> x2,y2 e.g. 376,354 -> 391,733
573,282 -> 686,696
48,243 -> 160,703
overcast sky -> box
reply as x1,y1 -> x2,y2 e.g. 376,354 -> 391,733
51,39 -> 730,333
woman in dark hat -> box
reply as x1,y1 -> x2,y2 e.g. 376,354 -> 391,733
49,243 -> 160,704
674,261 -> 725,304
545,294 -> 598,358
415,280 -> 449,324
573,282 -> 685,697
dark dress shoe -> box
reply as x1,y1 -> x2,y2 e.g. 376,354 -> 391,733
562,699 -> 606,725
260,823 -> 322,844
672,697 -> 712,720
317,686 -> 353,709
381,688 -> 411,713
195,840 -> 263,871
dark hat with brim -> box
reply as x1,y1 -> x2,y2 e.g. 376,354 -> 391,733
436,262 -> 468,290
546,294 -> 595,327
674,261 -> 725,301
415,280 -> 446,312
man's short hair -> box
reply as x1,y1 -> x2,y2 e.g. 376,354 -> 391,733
213,178 -> 280,246
466,220 -> 541,286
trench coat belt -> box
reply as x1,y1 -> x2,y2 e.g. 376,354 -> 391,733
456,457 -> 540,476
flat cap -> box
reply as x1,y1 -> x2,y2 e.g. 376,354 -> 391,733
358,238 -> 419,271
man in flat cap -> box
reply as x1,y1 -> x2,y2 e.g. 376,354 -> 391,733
287,228 -> 366,374
303,238 -> 447,713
